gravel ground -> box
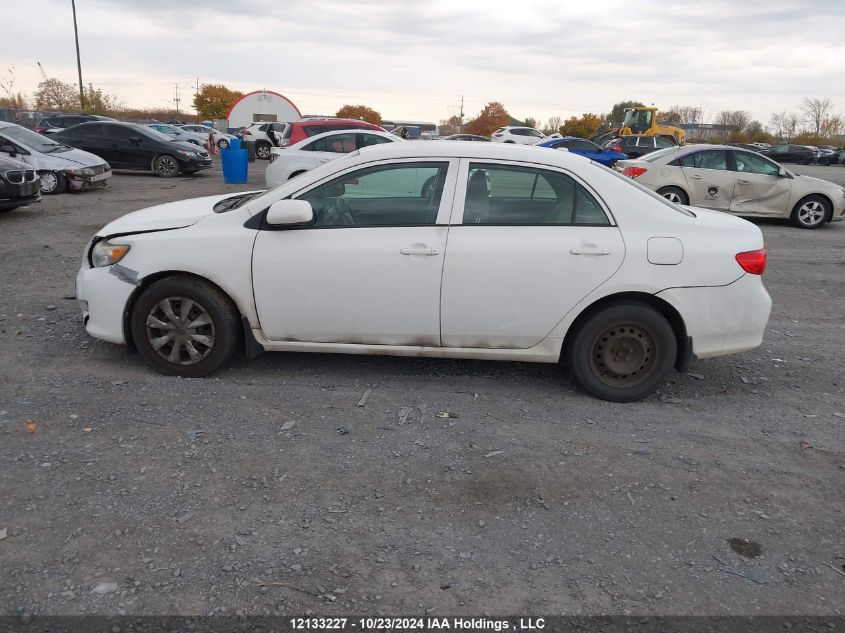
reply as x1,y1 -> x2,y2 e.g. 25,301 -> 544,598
0,160 -> 843,618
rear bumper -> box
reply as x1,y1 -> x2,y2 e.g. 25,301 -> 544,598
657,274 -> 772,359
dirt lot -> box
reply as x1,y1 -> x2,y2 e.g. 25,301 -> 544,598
1,160 -> 843,618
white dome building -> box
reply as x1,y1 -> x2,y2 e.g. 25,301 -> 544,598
226,90 -> 301,129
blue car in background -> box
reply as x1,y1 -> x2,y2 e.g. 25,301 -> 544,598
536,136 -> 628,166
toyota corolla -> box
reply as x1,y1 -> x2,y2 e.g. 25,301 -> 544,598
76,142 -> 771,402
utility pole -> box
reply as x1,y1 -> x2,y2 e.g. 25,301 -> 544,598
459,95 -> 464,132
71,0 -> 84,108
173,83 -> 181,116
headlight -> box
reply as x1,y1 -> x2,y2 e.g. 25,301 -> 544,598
68,167 -> 95,176
177,150 -> 198,157
839,187 -> 845,198
91,240 -> 130,267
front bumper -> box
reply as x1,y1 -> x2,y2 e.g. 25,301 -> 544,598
657,274 -> 772,359
75,264 -> 136,344
67,170 -> 111,191
180,156 -> 213,171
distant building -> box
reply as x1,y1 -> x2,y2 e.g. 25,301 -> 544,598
226,90 -> 301,129
381,120 -> 436,133
678,123 -> 737,140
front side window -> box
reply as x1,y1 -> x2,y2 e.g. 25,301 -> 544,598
359,134 -> 392,147
734,151 -> 780,176
297,162 -> 448,227
107,125 -> 136,141
655,136 -> 676,148
526,129 -> 544,137
463,163 -> 609,226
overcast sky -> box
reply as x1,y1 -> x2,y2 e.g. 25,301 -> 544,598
4,0 -> 844,126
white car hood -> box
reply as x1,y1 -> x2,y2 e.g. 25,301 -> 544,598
97,193 -> 252,236
29,147 -> 108,171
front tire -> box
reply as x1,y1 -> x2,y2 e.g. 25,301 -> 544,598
256,142 -> 271,159
790,195 -> 829,229
217,138 -> 229,149
565,302 -> 677,402
131,277 -> 240,378
39,170 -> 67,194
154,154 -> 180,178
657,186 -> 689,205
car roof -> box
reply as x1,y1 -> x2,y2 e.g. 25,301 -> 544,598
354,140 -> 585,165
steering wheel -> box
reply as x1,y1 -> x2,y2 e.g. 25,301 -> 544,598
334,196 -> 356,226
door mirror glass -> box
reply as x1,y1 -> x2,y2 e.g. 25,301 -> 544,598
266,199 -> 314,226
778,167 -> 788,177
128,136 -> 142,144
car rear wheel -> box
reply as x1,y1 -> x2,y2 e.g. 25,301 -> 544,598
154,155 -> 180,178
657,186 -> 689,205
256,142 -> 271,159
217,139 -> 229,149
38,170 -> 67,195
130,276 -> 240,378
566,302 -> 677,402
790,195 -> 829,229
818,157 -> 830,166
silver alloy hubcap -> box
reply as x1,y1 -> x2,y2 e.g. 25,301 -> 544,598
257,145 -> 270,158
798,201 -> 825,226
158,157 -> 177,176
663,191 -> 682,203
40,172 -> 57,193
145,297 -> 215,365
219,140 -> 228,148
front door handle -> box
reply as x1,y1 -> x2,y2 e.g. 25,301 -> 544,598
400,246 -> 440,256
570,246 -> 611,256
690,174 -> 703,180
737,179 -> 750,184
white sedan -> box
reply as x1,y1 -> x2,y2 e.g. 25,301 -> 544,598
265,129 -> 400,187
76,142 -> 771,402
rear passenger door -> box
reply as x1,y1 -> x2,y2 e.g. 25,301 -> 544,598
675,149 -> 736,211
440,160 -> 625,349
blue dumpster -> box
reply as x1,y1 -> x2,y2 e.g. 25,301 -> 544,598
229,137 -> 241,150
221,148 -> 248,184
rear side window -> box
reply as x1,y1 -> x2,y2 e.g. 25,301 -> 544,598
306,133 -> 358,153
656,136 -> 676,148
679,150 -> 728,170
72,123 -> 105,138
463,163 -> 609,226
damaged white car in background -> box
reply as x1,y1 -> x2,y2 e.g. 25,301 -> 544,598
0,121 -> 111,194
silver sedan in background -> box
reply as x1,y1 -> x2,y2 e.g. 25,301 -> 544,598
616,144 -> 845,229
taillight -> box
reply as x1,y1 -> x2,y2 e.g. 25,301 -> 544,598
35,127 -> 47,133
735,248 -> 767,275
622,166 -> 648,179
613,146 -> 622,153
241,129 -> 251,135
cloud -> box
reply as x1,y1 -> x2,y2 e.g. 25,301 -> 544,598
4,0 -> 844,125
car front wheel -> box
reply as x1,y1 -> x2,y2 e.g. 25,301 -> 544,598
657,186 -> 689,205
130,276 -> 240,378
217,138 -> 229,149
38,170 -> 67,194
154,155 -> 180,177
256,142 -> 271,159
790,195 -> 829,229
565,302 -> 677,402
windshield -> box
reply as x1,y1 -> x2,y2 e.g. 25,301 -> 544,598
622,109 -> 653,134
0,125 -> 66,153
640,146 -> 683,162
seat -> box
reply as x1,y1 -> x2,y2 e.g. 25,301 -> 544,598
463,170 -> 490,223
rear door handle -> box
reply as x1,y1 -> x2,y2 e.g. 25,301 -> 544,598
400,247 -> 440,256
570,246 -> 611,256
690,174 -> 703,180
737,179 -> 750,184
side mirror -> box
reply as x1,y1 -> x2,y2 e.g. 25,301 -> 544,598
128,136 -> 142,145
778,168 -> 788,177
265,199 -> 314,226
0,144 -> 16,157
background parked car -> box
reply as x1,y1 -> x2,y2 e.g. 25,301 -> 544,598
146,123 -> 206,146
36,114 -> 115,135
615,144 -> 845,229
441,134 -> 491,142
760,144 -> 817,165
604,135 -> 677,158
0,121 -> 111,194
265,130 -> 400,187
179,124 -> 236,149
0,153 -> 40,211
243,119 -> 384,159
815,146 -> 839,165
52,122 -> 211,178
490,126 -> 546,144
536,136 -> 627,167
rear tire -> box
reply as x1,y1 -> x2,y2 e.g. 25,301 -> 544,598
217,138 -> 229,149
657,186 -> 689,205
818,157 -> 830,166
790,195 -> 829,229
566,302 -> 677,402
153,154 -> 180,178
256,142 -> 271,159
130,276 -> 240,378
